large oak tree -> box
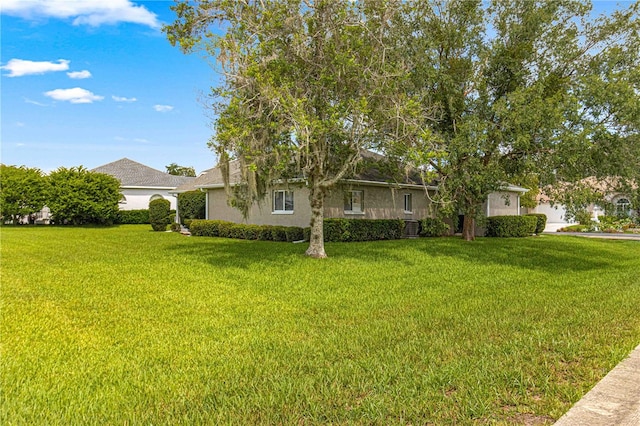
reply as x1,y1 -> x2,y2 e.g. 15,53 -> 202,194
165,0 -> 405,257
391,0 -> 640,239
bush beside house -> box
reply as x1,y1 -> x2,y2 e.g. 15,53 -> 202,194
149,199 -> 171,231
525,214 -> 547,235
485,215 -> 537,237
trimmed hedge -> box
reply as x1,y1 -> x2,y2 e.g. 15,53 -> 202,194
189,220 -> 304,242
485,215 -> 537,238
321,218 -> 404,242
116,209 -> 149,224
525,213 -> 547,234
190,218 -> 403,242
420,217 -> 450,237
149,199 -> 171,232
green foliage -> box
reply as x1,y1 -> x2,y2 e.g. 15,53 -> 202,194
0,164 -> 49,224
47,167 -> 120,225
177,190 -> 206,222
598,215 -> 636,233
323,219 -> 404,242
389,1 -> 640,239
419,217 -> 450,237
165,163 -> 196,177
557,224 -> 590,233
170,222 -> 182,232
189,219 -> 303,242
116,209 -> 149,224
575,210 -> 593,226
149,198 -> 171,232
525,214 -> 548,235
485,216 -> 537,238
165,0 -> 405,257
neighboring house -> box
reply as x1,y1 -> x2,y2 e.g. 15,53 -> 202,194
172,154 -> 529,236
526,178 -> 637,232
92,158 -> 194,211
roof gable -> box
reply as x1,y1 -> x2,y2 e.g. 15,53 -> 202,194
92,158 -> 194,188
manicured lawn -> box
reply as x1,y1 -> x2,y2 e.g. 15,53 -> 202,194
1,225 -> 639,425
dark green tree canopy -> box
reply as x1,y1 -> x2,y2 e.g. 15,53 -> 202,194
0,164 -> 49,224
166,163 -> 196,177
47,167 -> 121,225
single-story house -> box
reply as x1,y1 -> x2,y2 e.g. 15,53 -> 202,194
93,158 -> 194,211
525,177 -> 637,232
172,154 -> 529,236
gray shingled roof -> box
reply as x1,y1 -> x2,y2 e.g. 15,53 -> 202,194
92,158 -> 195,188
172,151 -> 434,193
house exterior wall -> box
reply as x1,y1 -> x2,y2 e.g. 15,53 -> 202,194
206,185 -> 312,228
120,188 -> 178,210
324,185 -> 431,221
484,191 -> 521,217
205,183 -> 433,227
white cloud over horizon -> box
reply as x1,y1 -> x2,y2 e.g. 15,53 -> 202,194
1,58 -> 69,77
1,0 -> 160,29
67,70 -> 92,79
44,87 -> 104,104
112,95 -> 137,103
153,104 -> 174,112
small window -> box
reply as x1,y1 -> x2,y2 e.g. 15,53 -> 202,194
273,190 -> 294,213
404,194 -> 413,213
344,190 -> 364,213
616,198 -> 631,217
150,194 -> 164,202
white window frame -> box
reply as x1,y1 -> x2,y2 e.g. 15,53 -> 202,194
344,190 -> 364,215
616,198 -> 631,216
272,190 -> 294,214
403,193 -> 413,214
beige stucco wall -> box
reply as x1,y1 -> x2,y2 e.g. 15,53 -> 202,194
206,185 -> 312,228
484,191 -> 521,217
324,185 -> 431,221
206,183 -> 433,227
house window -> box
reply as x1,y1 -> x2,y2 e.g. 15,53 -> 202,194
344,190 -> 364,214
616,198 -> 631,217
273,190 -> 294,214
404,193 -> 413,213
150,194 -> 164,202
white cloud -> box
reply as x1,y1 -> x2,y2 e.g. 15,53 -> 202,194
153,104 -> 174,113
67,70 -> 92,79
16,122 -> 26,127
133,138 -> 149,143
1,0 -> 160,28
1,58 -> 69,77
44,87 -> 104,104
112,95 -> 137,103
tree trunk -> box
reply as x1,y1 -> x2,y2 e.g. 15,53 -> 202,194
462,215 -> 475,241
305,185 -> 327,258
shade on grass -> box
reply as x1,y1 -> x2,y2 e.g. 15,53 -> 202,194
2,225 -> 639,424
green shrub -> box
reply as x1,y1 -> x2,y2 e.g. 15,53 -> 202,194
190,220 -> 226,237
525,213 -> 547,234
557,224 -> 589,232
184,219 -> 193,229
117,209 -> 149,224
170,222 -> 182,232
285,226 -> 304,242
177,191 -> 206,223
149,199 -> 171,232
485,215 -> 537,237
323,218 -> 404,242
420,217 -> 450,237
575,210 -> 593,226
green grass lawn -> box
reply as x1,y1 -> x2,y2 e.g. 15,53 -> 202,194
1,225 -> 639,425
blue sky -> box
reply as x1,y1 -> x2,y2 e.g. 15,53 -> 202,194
1,0 -> 218,174
0,1 -> 632,174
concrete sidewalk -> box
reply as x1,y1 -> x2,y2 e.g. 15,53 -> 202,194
554,344 -> 640,425
543,232 -> 640,241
